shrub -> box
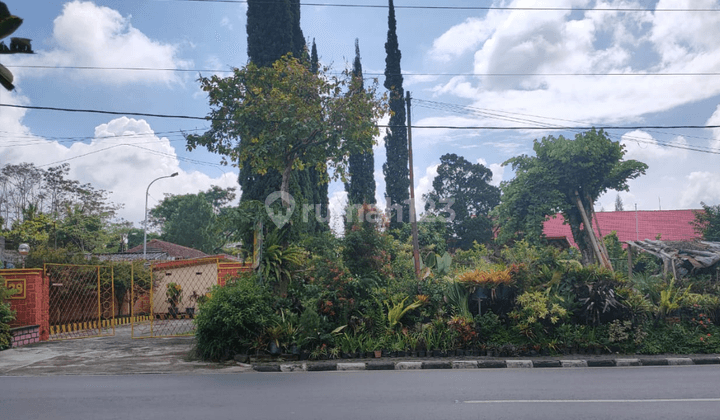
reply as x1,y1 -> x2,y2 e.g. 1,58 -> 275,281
457,267 -> 513,288
563,266 -> 628,325
193,274 -> 276,360
1,278 -> 17,350
510,291 -> 568,341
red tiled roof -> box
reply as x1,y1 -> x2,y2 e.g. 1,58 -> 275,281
125,239 -> 208,259
543,210 -> 701,247
151,255 -> 230,270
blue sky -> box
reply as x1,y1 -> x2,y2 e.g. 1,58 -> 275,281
2,0 -> 720,231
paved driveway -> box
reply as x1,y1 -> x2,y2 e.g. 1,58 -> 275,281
0,324 -> 251,376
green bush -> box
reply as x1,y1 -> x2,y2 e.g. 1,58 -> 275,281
1,277 -> 17,350
193,274 -> 277,360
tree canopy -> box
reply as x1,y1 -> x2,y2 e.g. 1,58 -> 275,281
424,153 -> 500,250
148,186 -> 235,254
693,202 -> 720,242
496,129 -> 647,265
1,162 -> 122,253
186,55 -> 386,203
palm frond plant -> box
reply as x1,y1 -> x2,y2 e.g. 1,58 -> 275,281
385,296 -> 423,330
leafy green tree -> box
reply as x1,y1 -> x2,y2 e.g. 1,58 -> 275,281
496,129 -> 647,265
243,0 -> 327,236
693,202 -> 720,241
186,55 -> 385,207
383,0 -> 410,228
424,153 -> 500,250
5,210 -> 54,248
126,227 -> 157,250
345,39 -> 377,206
202,185 -> 237,213
149,192 -> 219,253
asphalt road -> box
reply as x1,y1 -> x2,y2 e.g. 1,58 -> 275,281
2,365 -> 719,420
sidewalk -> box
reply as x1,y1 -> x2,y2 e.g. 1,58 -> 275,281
2,327 -> 718,376
0,324 -> 251,376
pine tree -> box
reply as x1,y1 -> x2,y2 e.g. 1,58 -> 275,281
382,0 -> 409,228
346,39 -> 377,207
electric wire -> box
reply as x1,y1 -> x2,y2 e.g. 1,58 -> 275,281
3,103 -> 720,155
8,65 -> 720,78
413,99 -> 720,155
156,0 -> 719,13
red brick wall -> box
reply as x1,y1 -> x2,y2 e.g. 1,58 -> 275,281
218,262 -> 253,286
1,269 -> 49,341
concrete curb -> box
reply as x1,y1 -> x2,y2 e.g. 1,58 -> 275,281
252,356 -> 720,372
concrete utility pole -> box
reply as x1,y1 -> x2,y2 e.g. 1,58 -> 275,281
406,91 -> 421,281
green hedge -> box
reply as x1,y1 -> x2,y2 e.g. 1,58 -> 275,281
193,274 -> 276,360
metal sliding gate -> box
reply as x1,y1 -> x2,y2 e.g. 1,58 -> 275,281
44,264 -> 115,340
131,258 -> 224,339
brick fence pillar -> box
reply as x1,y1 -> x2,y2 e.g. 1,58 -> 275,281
1,269 -> 49,341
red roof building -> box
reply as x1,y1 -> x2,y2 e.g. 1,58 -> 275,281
125,239 -> 209,259
543,210 -> 701,248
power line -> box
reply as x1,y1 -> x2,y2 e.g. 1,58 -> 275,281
0,103 -> 215,121
35,143 -> 225,168
158,0 -> 719,13
0,128 -> 206,146
414,99 -> 720,155
8,65 -> 720,78
400,124 -> 720,130
4,102 -> 720,132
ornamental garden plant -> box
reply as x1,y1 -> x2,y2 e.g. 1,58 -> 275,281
192,221 -> 720,361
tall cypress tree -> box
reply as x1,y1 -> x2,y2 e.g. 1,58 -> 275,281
310,39 -> 319,74
246,0 -> 293,67
346,39 -> 377,207
382,0 -> 410,228
308,38 -> 330,230
290,0 -> 306,60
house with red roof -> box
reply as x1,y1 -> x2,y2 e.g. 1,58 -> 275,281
124,239 -> 209,260
543,210 -> 701,248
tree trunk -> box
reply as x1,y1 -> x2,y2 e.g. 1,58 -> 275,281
574,190 -> 613,271
281,163 -> 293,208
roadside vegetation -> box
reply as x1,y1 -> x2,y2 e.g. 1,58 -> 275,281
192,219 -> 720,361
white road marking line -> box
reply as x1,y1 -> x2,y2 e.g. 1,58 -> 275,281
464,398 -> 720,404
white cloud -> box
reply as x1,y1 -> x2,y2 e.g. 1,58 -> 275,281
426,0 -> 720,125
415,164 -> 439,209
1,115 -> 238,226
477,158 -> 505,186
328,189 -> 348,235
680,171 -> 720,208
429,17 -> 488,63
8,1 -> 190,85
620,130 -> 689,160
220,17 -> 233,30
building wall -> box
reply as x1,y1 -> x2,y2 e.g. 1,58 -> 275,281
152,262 -> 218,314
